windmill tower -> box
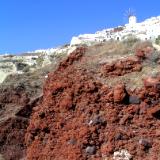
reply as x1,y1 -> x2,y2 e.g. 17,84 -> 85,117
125,9 -> 137,27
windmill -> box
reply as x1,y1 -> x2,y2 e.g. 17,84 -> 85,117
124,8 -> 137,25
124,8 -> 136,18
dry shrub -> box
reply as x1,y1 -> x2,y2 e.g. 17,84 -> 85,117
87,41 -> 130,57
123,36 -> 140,48
133,41 -> 153,52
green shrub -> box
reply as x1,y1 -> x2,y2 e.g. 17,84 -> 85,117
36,56 -> 44,67
23,66 -> 30,72
155,35 -> 160,45
15,62 -> 28,71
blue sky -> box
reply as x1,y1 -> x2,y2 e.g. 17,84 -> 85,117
0,0 -> 160,54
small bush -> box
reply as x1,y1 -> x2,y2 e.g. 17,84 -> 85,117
133,41 -> 153,52
123,36 -> 140,47
23,66 -> 30,72
155,35 -> 160,45
36,56 -> 44,67
15,62 -> 28,71
148,51 -> 160,63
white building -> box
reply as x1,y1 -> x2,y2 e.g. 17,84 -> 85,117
129,16 -> 137,26
70,15 -> 160,46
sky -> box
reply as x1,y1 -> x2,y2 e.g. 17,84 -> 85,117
0,0 -> 160,54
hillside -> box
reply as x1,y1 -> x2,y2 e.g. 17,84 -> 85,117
0,39 -> 159,159
0,45 -> 76,83
0,32 -> 160,160
1,15 -> 160,85
0,53 -> 68,159
24,41 -> 160,160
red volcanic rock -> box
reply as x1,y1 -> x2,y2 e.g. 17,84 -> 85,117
59,47 -> 85,70
143,76 -> 160,91
60,93 -> 73,110
135,46 -> 154,60
147,105 -> 160,119
136,49 -> 145,59
1,44 -> 159,160
24,48 -> 160,160
101,58 -> 142,77
0,85 -> 42,160
113,84 -> 127,103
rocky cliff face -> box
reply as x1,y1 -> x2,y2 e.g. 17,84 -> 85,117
0,40 -> 160,159
0,70 -> 45,160
0,54 -> 68,159
24,42 -> 160,160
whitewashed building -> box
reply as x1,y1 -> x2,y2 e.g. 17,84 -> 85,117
70,15 -> 160,46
